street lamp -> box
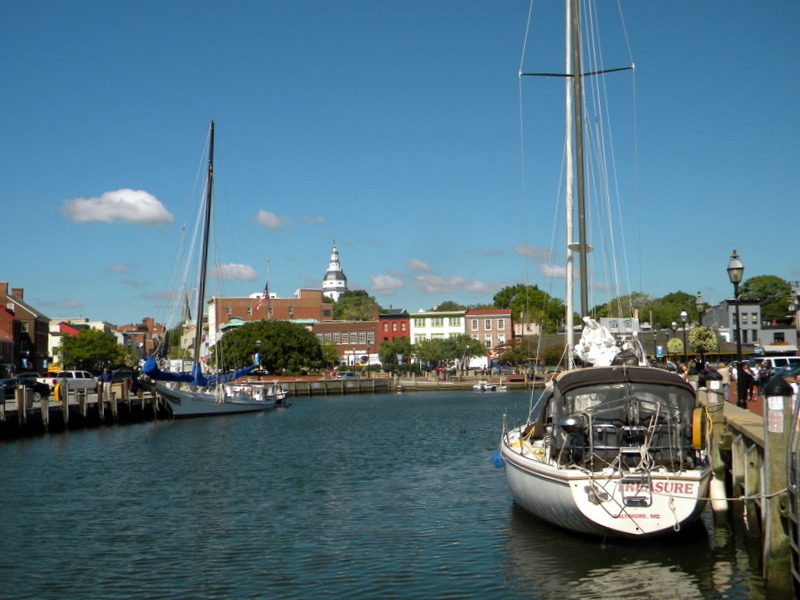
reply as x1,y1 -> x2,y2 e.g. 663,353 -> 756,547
727,250 -> 745,407
680,310 -> 688,364
695,292 -> 705,325
671,321 -> 678,363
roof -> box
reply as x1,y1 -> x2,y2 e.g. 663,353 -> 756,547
465,308 -> 512,316
555,365 -> 694,395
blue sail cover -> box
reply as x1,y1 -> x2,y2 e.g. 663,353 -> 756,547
143,357 -> 254,388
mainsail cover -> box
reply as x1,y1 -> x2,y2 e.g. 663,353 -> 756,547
142,357 -> 255,388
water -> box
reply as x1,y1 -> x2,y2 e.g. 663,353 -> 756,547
0,391 -> 767,599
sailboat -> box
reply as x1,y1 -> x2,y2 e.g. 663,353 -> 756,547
143,121 -> 287,418
497,2 -> 710,537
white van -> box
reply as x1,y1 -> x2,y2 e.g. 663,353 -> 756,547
748,356 -> 800,370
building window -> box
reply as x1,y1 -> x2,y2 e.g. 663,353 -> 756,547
432,318 -> 443,327
358,332 -> 366,344
414,318 -> 425,328
484,319 -> 492,330
247,307 -> 252,316
392,322 -> 397,332
333,332 -> 340,344
472,334 -> 480,341
774,332 -> 785,343
401,323 -> 407,331
383,323 -> 388,332
449,317 -> 460,327
268,306 -> 274,318
21,322 -> 29,333
288,307 -> 294,318
225,305 -> 231,316
485,334 -> 493,348
497,319 -> 505,329
323,332 -> 331,342
368,331 -> 375,343
498,334 -> 506,345
471,319 -> 478,330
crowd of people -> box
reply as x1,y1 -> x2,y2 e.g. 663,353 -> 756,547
664,357 -> 800,409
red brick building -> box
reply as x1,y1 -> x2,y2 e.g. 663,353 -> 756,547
378,308 -> 410,345
312,320 -> 379,366
0,282 -> 50,372
118,317 -> 167,357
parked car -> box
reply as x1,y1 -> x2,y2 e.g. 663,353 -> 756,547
0,377 -> 50,401
335,371 -> 360,380
46,370 -> 98,392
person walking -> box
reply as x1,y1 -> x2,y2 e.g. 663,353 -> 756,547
718,362 -> 730,402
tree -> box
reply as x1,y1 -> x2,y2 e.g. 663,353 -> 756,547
430,300 -> 466,311
413,338 -> 447,371
667,337 -> 684,359
493,284 -> 566,334
443,334 -> 487,373
739,275 -> 792,323
333,290 -> 381,321
212,320 -> 323,375
494,337 -> 538,366
58,329 -> 123,371
378,337 -> 414,374
688,326 -> 717,361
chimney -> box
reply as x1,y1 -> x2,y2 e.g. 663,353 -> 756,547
11,287 -> 23,300
0,283 -> 7,297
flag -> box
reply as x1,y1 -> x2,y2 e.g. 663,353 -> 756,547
256,281 -> 269,310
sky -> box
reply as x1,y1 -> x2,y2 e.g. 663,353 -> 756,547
2,1 -> 799,328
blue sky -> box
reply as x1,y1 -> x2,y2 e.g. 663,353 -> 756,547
3,1 -> 798,328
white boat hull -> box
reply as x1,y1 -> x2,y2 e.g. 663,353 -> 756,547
156,383 -> 286,418
501,431 -> 710,537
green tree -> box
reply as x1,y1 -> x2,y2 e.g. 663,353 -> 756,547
378,337 -> 415,374
495,337 -> 539,365
58,329 -> 122,371
430,300 -> 466,311
493,284 -> 566,334
333,290 -> 381,321
739,275 -> 792,323
213,320 -> 323,375
688,326 -> 717,361
667,337 -> 684,358
443,334 -> 487,373
320,342 -> 340,370
413,338 -> 447,371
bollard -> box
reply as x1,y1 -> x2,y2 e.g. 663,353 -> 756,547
16,387 -> 25,426
761,375 -> 793,596
38,388 -> 49,432
704,369 -> 728,512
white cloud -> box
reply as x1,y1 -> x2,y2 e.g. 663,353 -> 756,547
414,274 -> 492,295
370,274 -> 404,295
538,263 -> 567,278
514,244 -> 551,260
211,263 -> 257,280
62,189 -> 173,226
406,258 -> 431,272
303,216 -> 325,224
108,264 -> 128,273
255,210 -> 290,230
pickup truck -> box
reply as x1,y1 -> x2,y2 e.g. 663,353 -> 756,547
42,370 -> 98,392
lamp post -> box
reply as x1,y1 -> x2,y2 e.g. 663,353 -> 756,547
695,292 -> 705,325
671,321 -> 677,363
727,250 -> 745,407
680,310 -> 688,364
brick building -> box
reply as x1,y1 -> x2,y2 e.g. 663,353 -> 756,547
208,289 -> 333,346
378,308 -> 410,344
465,308 -> 513,352
0,283 -> 49,372
118,317 -> 166,358
312,320 -> 379,367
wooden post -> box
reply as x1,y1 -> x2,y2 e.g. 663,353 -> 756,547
109,389 -> 118,423
761,376 -> 793,595
16,387 -> 26,426
78,392 -> 87,418
704,371 -> 728,512
38,388 -> 49,432
56,384 -> 69,426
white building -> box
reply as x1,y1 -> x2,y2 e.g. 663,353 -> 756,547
409,310 -> 466,344
322,242 -> 348,302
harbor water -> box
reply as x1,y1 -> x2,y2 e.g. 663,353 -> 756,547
0,390 -> 767,599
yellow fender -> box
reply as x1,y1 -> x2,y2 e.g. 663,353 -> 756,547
692,407 -> 705,449
54,383 -> 63,403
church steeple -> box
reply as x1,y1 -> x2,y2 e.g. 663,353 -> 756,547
322,242 -> 348,301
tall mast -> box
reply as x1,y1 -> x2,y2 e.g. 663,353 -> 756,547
192,120 -> 214,365
570,0 -> 589,318
564,0 -> 575,361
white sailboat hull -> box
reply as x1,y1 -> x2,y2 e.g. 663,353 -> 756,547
501,431 -> 710,537
156,383 -> 286,418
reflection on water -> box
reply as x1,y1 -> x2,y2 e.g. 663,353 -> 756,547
0,391 -> 771,599
504,503 -> 767,599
